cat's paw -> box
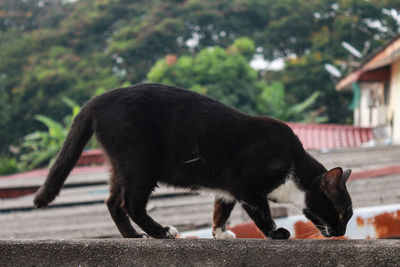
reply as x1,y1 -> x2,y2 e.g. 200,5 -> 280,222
33,187 -> 51,208
213,228 -> 236,239
140,233 -> 150,239
268,227 -> 290,239
165,226 -> 179,239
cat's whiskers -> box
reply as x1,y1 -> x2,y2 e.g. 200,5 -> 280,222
311,224 -> 333,237
297,230 -> 318,239
294,223 -> 329,239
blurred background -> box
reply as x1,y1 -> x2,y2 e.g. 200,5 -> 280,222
0,0 -> 400,239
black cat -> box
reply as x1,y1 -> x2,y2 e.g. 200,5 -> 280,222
34,83 -> 353,239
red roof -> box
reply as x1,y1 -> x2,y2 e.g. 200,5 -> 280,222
287,123 -> 374,150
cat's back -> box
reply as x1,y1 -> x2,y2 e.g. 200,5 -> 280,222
92,83 -> 216,105
248,116 -> 306,158
88,83 -> 246,120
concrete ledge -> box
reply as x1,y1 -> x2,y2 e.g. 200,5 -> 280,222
1,239 -> 400,266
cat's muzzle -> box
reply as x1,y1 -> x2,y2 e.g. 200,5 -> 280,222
316,225 -> 345,238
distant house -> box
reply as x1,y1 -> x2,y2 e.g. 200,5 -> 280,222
336,35 -> 400,144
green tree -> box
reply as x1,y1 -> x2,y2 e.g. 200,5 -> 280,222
257,81 -> 326,122
148,38 -> 261,114
148,38 -> 321,119
282,51 -> 353,124
19,97 -> 97,170
0,156 -> 18,175
1,0 -> 400,153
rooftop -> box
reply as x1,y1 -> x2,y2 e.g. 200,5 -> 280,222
1,145 -> 400,239
288,123 -> 374,150
336,34 -> 400,90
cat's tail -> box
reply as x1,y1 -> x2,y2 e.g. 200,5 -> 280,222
33,104 -> 94,208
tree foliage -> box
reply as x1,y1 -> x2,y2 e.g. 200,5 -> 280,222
148,38 -> 322,120
0,0 -> 399,154
257,81 -> 326,122
148,38 -> 261,114
19,97 -> 97,170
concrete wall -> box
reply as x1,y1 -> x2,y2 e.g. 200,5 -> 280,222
354,58 -> 400,144
355,82 -> 386,128
1,239 -> 400,267
390,59 -> 400,143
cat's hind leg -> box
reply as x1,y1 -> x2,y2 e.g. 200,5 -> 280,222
212,197 -> 236,239
106,172 -> 145,238
120,174 -> 178,239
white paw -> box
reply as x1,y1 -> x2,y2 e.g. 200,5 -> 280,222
141,233 -> 150,239
219,230 -> 236,239
213,228 -> 236,239
166,226 -> 179,239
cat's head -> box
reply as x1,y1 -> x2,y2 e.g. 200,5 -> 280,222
303,167 -> 353,237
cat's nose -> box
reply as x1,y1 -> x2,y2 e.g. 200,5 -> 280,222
336,226 -> 347,236
330,229 -> 345,237
337,230 -> 346,236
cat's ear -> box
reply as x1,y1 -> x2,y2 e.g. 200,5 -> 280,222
342,169 -> 352,184
321,167 -> 343,198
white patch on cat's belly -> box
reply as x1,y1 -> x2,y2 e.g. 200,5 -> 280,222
267,179 -> 305,209
199,188 -> 236,202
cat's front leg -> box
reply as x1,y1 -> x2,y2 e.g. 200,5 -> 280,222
268,227 -> 290,239
240,195 -> 290,239
212,198 -> 236,239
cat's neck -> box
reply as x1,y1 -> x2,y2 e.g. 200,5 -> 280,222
293,152 -> 327,191
267,155 -> 326,209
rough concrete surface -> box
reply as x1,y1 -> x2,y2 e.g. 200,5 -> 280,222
1,239 -> 399,267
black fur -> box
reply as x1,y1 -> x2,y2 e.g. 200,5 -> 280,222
34,83 -> 353,239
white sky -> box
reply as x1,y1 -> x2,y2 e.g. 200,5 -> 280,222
250,55 -> 285,71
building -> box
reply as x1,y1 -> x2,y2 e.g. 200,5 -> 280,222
336,35 -> 400,144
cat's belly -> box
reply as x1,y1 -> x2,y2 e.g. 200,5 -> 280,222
199,181 -> 306,208
198,188 -> 236,202
158,182 -> 236,202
